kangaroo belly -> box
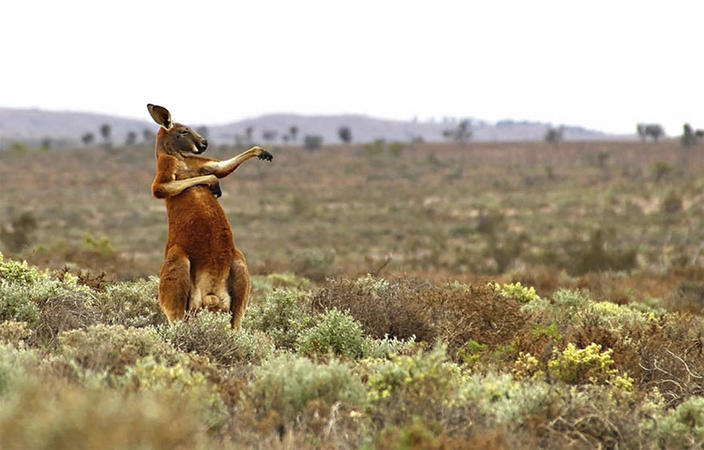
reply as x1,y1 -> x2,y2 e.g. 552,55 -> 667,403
165,187 -> 236,260
164,187 -> 235,313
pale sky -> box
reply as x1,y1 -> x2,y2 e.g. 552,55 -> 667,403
2,0 -> 703,134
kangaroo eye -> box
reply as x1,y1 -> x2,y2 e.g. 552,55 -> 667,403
179,130 -> 189,135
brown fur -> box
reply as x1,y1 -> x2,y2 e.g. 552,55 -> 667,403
147,104 -> 272,330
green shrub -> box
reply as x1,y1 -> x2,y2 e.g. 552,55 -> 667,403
521,289 -> 590,326
364,344 -> 462,421
161,310 -> 274,366
492,281 -> 541,303
458,372 -> 549,424
0,258 -> 97,343
363,335 -> 418,359
249,353 -> 366,423
296,308 -> 366,358
457,339 -> 487,365
548,343 -> 633,389
577,301 -> 655,333
0,282 -> 40,327
122,356 -> 228,428
649,396 -> 704,448
245,288 -> 314,349
0,254 -> 45,285
0,343 -> 40,396
58,324 -> 175,376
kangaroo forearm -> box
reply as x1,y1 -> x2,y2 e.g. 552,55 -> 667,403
204,147 -> 260,178
152,175 -> 213,199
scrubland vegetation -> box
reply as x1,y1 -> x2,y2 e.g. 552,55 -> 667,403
3,140 -> 704,448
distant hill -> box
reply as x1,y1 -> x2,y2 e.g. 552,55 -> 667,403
0,107 -> 619,149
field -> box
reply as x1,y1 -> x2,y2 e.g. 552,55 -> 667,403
2,140 -> 704,448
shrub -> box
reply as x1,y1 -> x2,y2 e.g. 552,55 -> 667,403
363,335 -> 418,360
245,288 -> 314,349
161,311 -> 274,366
521,289 -> 590,327
577,301 -> 655,333
0,258 -> 98,343
0,343 -> 40,395
296,308 -> 366,358
91,277 -> 165,328
564,230 -> 637,275
0,379 -> 210,449
547,343 -> 633,389
58,324 -> 175,376
0,212 -> 38,253
0,255 -> 44,285
0,321 -> 32,346
292,248 -> 336,281
314,276 -> 528,355
250,273 -> 311,295
313,276 -> 434,341
0,258 -> 99,341
122,356 -> 228,428
650,396 -> 704,448
249,353 -> 366,423
542,384 -> 648,448
0,282 -> 40,327
492,281 -> 541,303
457,339 -> 488,366
662,191 -> 683,215
458,372 -> 549,424
364,344 -> 462,423
513,352 -> 542,380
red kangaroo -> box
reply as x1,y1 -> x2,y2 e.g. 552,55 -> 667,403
147,104 -> 272,330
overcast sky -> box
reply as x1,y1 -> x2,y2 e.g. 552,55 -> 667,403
2,0 -> 703,134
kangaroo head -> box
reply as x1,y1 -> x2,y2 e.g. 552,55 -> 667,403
147,104 -> 208,157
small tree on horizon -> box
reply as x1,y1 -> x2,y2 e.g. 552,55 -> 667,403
81,133 -> 95,146
338,126 -> 352,144
99,123 -> 112,151
545,126 -> 564,144
142,128 -> 155,144
125,131 -> 137,146
443,119 -> 472,144
682,123 -> 696,147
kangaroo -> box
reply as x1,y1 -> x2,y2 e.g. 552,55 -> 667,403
147,104 -> 272,330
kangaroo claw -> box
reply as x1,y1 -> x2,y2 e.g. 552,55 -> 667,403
258,150 -> 273,161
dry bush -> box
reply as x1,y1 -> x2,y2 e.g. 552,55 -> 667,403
58,324 -> 175,375
32,290 -> 99,345
375,419 -> 501,450
160,311 -> 274,366
91,277 -> 166,328
314,276 -> 528,355
634,314 -> 704,407
314,276 -> 435,341
532,386 -> 648,449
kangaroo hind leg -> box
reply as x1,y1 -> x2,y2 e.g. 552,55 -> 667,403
159,246 -> 191,323
228,251 -> 251,331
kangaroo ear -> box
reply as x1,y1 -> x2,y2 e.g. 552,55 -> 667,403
147,104 -> 172,129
